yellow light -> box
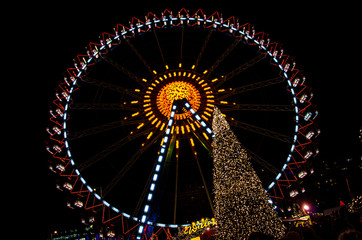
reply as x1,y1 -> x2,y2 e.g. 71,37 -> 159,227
190,137 -> 195,147
190,123 -> 196,131
131,100 -> 138,104
155,120 -> 161,128
142,78 -> 148,82
148,114 -> 155,121
143,103 -> 151,108
201,115 -> 209,121
165,65 -> 169,70
191,64 -> 195,69
206,94 -> 214,98
202,132 -> 209,140
211,78 -> 218,82
206,107 -> 213,112
204,111 -> 212,117
151,117 -> 158,125
137,123 -> 144,129
203,70 -> 208,74
144,95 -> 150,98
145,111 -> 153,117
144,107 -> 152,112
218,89 -> 225,92
131,112 -> 139,117
220,101 -> 228,104
181,125 -> 185,134
146,132 -> 153,140
207,99 -> 215,103
207,103 -> 215,108
186,124 -> 191,133
134,89 -> 140,92
204,87 -> 211,91
176,126 -> 180,134
160,123 -> 166,131
179,63 -> 182,68
176,140 -> 179,149
153,70 -> 157,74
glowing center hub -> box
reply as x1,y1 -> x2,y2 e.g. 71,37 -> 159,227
157,81 -> 201,120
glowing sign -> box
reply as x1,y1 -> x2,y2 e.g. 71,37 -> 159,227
181,218 -> 217,235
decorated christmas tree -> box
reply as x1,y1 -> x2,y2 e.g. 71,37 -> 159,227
212,107 -> 285,239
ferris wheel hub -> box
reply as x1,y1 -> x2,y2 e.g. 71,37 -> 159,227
141,69 -> 215,125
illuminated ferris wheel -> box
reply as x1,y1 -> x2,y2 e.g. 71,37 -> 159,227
46,9 -> 319,239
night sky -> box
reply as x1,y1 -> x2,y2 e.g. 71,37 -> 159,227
28,3 -> 360,238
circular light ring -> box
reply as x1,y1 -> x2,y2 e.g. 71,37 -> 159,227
142,69 -> 214,128
46,9 -> 318,229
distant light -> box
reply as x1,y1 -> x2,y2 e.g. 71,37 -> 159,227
303,204 -> 310,211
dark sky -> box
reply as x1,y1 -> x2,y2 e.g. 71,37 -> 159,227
28,3 -> 360,238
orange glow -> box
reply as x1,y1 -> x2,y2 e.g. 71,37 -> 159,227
156,81 -> 201,120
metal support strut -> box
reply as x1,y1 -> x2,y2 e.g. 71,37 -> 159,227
136,102 -> 178,239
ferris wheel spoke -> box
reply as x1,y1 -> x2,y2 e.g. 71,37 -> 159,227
220,103 -> 293,112
102,55 -> 145,87
205,37 -> 241,78
71,103 -> 139,112
173,137 -> 180,224
229,119 -> 292,143
103,131 -> 163,197
179,25 -> 184,64
213,54 -> 266,89
69,118 -> 144,141
217,76 -> 284,100
241,145 -> 279,175
78,127 -> 152,171
194,28 -> 213,71
81,76 -> 142,100
190,127 -> 212,152
126,38 -> 154,75
188,134 -> 215,215
152,26 -> 167,67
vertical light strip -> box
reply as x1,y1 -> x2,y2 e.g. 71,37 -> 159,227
136,103 -> 178,239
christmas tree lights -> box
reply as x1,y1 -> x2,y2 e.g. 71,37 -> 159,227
212,107 -> 285,239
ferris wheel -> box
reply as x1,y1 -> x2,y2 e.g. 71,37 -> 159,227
46,9 -> 319,239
